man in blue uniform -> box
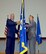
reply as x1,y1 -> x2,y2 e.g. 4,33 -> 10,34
4,13 -> 20,54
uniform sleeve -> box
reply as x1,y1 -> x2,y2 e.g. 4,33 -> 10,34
15,29 -> 19,34
7,19 -> 17,26
15,22 -> 17,25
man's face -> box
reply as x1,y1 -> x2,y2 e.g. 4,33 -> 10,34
29,16 -> 34,22
10,13 -> 15,21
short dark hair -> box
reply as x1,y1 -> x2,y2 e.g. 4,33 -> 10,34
29,15 -> 34,18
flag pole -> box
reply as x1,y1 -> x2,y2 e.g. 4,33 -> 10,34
37,14 -> 39,54
20,0 -> 28,53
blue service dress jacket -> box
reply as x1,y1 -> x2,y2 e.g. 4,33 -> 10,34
6,19 -> 18,38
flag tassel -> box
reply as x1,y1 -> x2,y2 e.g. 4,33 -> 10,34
20,42 -> 28,54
